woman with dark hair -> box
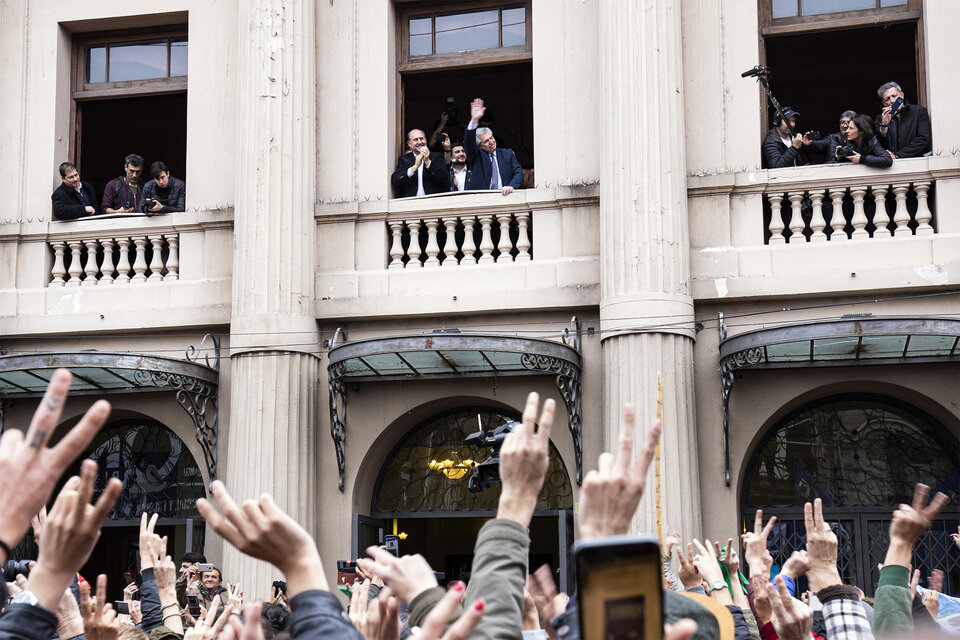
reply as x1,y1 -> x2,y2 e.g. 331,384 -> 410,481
835,114 -> 893,168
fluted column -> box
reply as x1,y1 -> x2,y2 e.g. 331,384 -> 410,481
227,0 -> 319,599
599,0 -> 702,541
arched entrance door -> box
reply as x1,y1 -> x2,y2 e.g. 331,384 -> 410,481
357,407 -> 575,590
742,394 -> 960,596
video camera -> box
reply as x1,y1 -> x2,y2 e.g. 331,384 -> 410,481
464,420 -> 520,493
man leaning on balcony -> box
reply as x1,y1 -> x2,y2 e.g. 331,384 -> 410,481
392,129 -> 450,197
761,106 -> 811,169
464,98 -> 523,196
51,162 -> 98,221
874,81 -> 931,160
141,161 -> 186,215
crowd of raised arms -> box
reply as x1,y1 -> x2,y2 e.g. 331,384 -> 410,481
0,369 -> 955,640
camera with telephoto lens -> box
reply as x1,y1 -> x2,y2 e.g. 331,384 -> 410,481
1,560 -> 32,579
464,421 -> 519,493
836,145 -> 856,159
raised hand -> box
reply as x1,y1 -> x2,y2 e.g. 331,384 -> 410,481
227,582 -> 243,611
922,588 -> 940,620
767,575 -> 813,640
715,537 -> 740,576
928,568 -> 945,593
496,392 -> 555,528
122,581 -> 139,601
128,599 -> 142,625
578,403 -> 661,539
419,583 -> 485,640
183,599 -> 233,640
361,546 -> 439,605
470,98 -> 486,124
742,509 -> 776,577
80,575 -> 120,640
780,550 -> 810,583
885,483 -> 949,568
0,369 -> 112,556
220,602 -> 266,640
664,531 -> 682,559
196,481 -> 326,597
751,567 -> 773,624
803,499 -> 841,590
139,513 -> 163,570
528,564 -> 567,640
950,525 -> 960,550
675,543 -> 701,590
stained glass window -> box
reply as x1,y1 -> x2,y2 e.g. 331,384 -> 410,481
375,407 -> 573,513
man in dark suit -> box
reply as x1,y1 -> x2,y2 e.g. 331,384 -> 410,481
51,162 -> 98,220
874,81 -> 931,159
464,98 -> 523,196
391,128 -> 449,197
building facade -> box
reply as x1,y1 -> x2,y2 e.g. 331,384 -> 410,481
0,0 -> 957,599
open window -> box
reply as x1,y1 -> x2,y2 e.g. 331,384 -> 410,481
397,2 -> 533,191
757,0 -> 924,146
71,27 -> 187,205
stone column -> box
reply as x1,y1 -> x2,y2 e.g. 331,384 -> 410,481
226,0 -> 320,598
598,1 -> 703,540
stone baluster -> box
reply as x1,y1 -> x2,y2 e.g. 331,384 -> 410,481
767,192 -> 785,244
388,221 -> 404,269
828,188 -> 847,241
165,235 -> 179,281
131,236 -> 149,283
871,184 -> 891,238
478,214 -> 495,263
423,219 -> 441,267
100,238 -> 115,284
441,217 -> 459,266
496,213 -> 514,262
787,192 -> 805,243
515,211 -> 532,260
115,237 -> 132,283
461,216 -> 478,265
406,220 -> 422,268
50,241 -> 67,286
148,236 -> 165,282
890,183 -> 910,236
67,241 -> 83,286
914,181 -> 934,235
82,239 -> 100,285
808,191 -> 827,242
849,187 -> 869,239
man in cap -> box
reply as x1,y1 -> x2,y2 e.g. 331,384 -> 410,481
762,106 -> 810,169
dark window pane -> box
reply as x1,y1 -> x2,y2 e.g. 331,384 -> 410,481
502,7 -> 525,47
436,9 -> 499,54
170,39 -> 188,77
772,0 -> 799,18
86,46 -> 106,83
801,0 -> 874,15
410,17 -> 432,56
108,41 -> 168,81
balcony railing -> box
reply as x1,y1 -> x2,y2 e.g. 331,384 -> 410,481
387,211 -> 532,268
48,234 -> 178,286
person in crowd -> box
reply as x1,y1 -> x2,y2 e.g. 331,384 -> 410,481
464,98 -> 523,196
805,109 -> 856,164
761,106 -> 810,169
875,81 -> 932,159
51,162 -> 99,220
834,114 -> 893,168
176,551 -> 206,607
141,161 -> 186,215
448,144 -> 470,192
194,566 -> 229,617
391,129 -> 449,197
102,153 -> 146,213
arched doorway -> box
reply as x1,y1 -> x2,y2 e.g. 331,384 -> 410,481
50,418 -> 206,600
741,394 -> 960,596
356,407 -> 575,590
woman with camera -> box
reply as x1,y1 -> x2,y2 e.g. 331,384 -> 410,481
834,114 -> 893,168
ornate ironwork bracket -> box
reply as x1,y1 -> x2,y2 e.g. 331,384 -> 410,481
718,313 -> 766,487
328,360 -> 347,492
134,334 -> 221,481
520,352 -> 584,485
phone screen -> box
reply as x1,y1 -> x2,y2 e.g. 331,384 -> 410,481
186,595 -> 201,617
114,601 -> 130,616
575,536 -> 662,640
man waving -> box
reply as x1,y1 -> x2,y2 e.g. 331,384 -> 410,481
464,98 -> 523,196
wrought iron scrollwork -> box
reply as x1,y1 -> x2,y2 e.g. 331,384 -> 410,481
520,353 -> 584,485
328,360 -> 348,492
562,316 -> 582,354
717,343 -> 765,488
133,369 -> 219,481
186,334 -> 222,371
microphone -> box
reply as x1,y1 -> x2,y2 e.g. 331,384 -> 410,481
741,65 -> 765,78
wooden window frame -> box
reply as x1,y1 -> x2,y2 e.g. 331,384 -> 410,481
397,0 -> 532,73
72,27 -> 188,101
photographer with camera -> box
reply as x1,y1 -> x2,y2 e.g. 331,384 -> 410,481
875,81 -> 931,159
391,129 -> 450,198
761,107 -> 811,169
805,110 -> 856,164
834,114 -> 893,168
140,161 -> 186,215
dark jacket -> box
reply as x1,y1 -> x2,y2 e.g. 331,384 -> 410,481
448,164 -> 472,191
837,135 -> 893,168
762,128 -> 809,169
141,176 -> 186,214
101,176 -> 145,212
464,126 -> 524,190
288,589 -> 362,639
0,603 -> 58,640
51,182 -> 98,220
806,132 -> 844,164
875,101 -> 932,158
391,151 -> 449,197
138,567 -> 165,633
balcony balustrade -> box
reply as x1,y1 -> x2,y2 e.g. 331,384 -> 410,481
48,233 -> 179,286
387,210 -> 532,268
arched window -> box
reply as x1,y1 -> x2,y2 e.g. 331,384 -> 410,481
374,407 -> 573,514
742,394 -> 960,595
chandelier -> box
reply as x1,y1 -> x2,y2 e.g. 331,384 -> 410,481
428,450 -> 478,480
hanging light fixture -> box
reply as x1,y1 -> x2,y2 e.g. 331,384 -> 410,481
428,450 -> 478,480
